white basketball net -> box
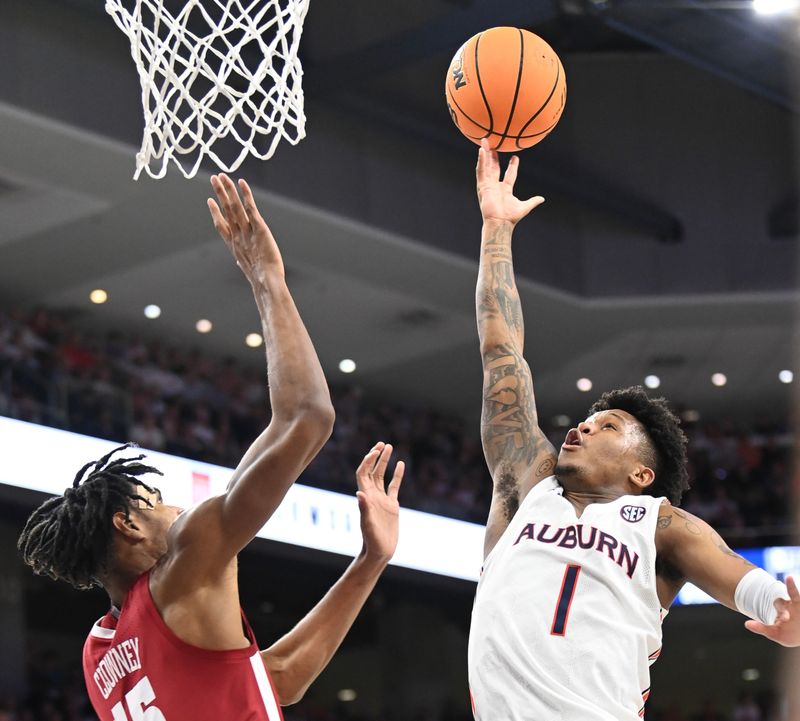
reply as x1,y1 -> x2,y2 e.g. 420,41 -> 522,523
105,0 -> 310,179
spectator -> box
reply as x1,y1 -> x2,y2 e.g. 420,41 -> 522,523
0,306 -> 793,539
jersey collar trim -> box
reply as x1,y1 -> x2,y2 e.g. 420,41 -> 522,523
89,619 -> 116,640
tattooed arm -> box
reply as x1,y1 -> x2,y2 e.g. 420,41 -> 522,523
475,140 -> 557,559
654,503 -> 757,610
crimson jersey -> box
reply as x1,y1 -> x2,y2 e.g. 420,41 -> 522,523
83,572 -> 283,721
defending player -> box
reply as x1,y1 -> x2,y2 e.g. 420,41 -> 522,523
18,174 -> 405,720
468,141 -> 800,720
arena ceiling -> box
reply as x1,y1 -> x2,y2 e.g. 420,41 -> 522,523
0,0 -> 798,425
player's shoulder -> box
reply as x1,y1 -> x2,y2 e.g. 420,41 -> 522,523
529,474 -> 560,495
654,502 -> 711,554
518,474 -> 561,508
85,613 -> 118,652
655,501 -> 705,528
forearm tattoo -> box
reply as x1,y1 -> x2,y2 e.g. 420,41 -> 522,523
482,345 -> 538,467
479,225 -> 553,521
478,226 -> 524,344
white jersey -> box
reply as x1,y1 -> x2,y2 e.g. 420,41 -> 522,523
468,476 -> 666,721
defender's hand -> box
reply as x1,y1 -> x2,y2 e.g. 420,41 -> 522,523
355,442 -> 404,565
745,576 -> 800,647
476,138 -> 544,225
208,174 -> 285,282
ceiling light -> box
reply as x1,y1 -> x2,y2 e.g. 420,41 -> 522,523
682,409 -> 700,423
553,414 -> 571,427
711,373 -> 727,387
576,378 -> 592,392
339,359 -> 356,374
196,319 -> 213,334
89,289 -> 108,304
245,333 -> 263,348
144,304 -> 161,319
779,369 -> 793,384
742,668 -> 760,682
753,0 -> 798,16
337,689 -> 357,702
644,375 -> 660,389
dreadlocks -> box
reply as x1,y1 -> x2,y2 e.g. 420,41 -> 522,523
589,386 -> 690,506
17,443 -> 163,590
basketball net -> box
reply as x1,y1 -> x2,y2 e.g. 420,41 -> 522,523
105,0 -> 310,179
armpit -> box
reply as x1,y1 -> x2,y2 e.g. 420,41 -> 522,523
495,470 -> 520,522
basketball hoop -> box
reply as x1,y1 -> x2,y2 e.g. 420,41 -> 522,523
105,0 -> 310,179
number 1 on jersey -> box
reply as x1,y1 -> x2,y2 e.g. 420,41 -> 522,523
551,564 -> 581,636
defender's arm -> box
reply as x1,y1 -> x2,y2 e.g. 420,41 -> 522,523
173,175 -> 334,568
262,443 -> 403,704
476,142 -> 556,558
656,504 -> 799,646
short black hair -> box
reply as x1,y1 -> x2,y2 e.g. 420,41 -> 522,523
17,444 -> 162,590
589,386 -> 689,505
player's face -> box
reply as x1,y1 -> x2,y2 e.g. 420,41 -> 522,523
556,409 -> 648,488
130,485 -> 183,556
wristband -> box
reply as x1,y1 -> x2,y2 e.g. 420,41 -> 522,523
734,568 -> 789,625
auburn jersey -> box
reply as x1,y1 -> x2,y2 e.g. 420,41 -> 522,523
469,477 -> 666,720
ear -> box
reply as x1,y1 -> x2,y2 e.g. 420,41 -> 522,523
629,465 -> 655,491
112,512 -> 144,541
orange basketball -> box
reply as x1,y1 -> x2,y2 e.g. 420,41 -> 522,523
445,27 -> 566,152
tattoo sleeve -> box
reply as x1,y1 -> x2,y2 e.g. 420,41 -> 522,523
477,223 -> 553,517
481,344 -> 542,473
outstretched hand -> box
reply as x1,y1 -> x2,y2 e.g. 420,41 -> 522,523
476,138 -> 544,225
208,174 -> 285,283
355,442 -> 404,565
745,575 -> 800,647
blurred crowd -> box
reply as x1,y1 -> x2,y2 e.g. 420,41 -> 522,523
0,307 -> 793,542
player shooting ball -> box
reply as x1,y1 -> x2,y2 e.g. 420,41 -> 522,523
467,140 -> 799,721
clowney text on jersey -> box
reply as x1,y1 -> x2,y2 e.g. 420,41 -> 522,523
92,637 -> 142,700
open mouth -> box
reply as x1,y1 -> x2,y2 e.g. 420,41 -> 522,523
563,428 -> 582,447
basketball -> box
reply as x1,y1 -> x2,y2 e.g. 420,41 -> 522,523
445,27 -> 566,152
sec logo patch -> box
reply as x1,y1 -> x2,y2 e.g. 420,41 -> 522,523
620,505 -> 646,523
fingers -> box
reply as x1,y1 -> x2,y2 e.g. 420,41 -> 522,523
210,174 -> 249,234
744,619 -> 772,639
207,198 -> 231,242
356,442 -> 405,495
372,443 -> 393,490
388,460 -> 405,499
477,137 -> 500,183
237,178 -> 265,226
356,442 -> 385,490
522,195 -> 546,215
502,155 -> 519,187
787,575 -> 799,602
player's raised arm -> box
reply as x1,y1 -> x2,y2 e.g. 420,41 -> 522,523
475,140 -> 557,558
261,442 -> 404,704
655,504 -> 799,647
174,174 -> 334,567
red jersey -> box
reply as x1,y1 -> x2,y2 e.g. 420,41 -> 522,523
82,572 -> 283,721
